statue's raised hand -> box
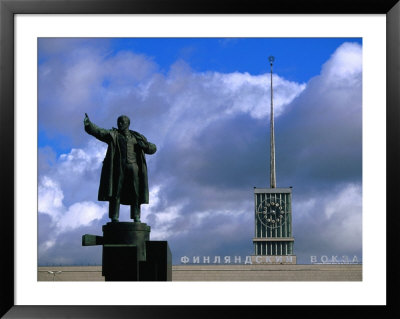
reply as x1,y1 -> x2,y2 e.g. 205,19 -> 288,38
84,113 -> 90,125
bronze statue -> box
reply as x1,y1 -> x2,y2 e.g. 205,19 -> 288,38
84,113 -> 156,223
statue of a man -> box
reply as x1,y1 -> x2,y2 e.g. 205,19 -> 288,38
84,113 -> 156,223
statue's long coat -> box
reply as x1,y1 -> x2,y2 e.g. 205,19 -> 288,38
84,121 -> 156,205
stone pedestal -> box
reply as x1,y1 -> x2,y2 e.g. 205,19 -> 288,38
139,241 -> 172,281
102,222 -> 150,262
83,221 -> 171,281
101,222 -> 150,281
103,245 -> 139,281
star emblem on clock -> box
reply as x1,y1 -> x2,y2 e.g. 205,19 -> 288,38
257,198 -> 287,228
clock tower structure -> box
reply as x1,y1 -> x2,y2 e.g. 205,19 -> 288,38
252,57 -> 296,264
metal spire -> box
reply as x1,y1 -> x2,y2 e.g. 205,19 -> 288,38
269,56 -> 276,188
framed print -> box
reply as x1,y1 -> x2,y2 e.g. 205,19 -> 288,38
1,0 -> 399,317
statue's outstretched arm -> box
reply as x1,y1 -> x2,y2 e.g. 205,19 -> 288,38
84,113 -> 110,143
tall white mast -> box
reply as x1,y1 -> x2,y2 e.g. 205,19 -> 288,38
269,56 -> 276,188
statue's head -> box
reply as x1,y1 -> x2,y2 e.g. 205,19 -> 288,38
117,115 -> 130,131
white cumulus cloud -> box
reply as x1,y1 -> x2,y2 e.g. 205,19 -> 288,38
38,142 -> 109,234
321,42 -> 362,87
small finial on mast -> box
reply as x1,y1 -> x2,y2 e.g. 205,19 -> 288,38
268,56 -> 275,65
269,56 -> 276,188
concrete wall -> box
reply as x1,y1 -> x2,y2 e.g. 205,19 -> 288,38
39,266 -> 104,281
38,264 -> 361,281
173,264 -> 361,281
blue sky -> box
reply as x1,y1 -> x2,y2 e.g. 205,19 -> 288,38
38,38 -> 362,155
38,38 -> 362,266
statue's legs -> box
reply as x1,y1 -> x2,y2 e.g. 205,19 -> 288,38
109,198 -> 120,222
115,162 -> 140,222
130,202 -> 141,223
125,162 -> 140,222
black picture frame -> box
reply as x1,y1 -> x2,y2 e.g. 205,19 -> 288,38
1,0 -> 398,317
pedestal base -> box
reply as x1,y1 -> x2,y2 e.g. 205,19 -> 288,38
139,241 -> 172,281
102,222 -> 150,262
92,222 -> 172,281
103,245 -> 139,281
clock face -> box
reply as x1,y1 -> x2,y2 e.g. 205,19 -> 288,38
257,198 -> 287,228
